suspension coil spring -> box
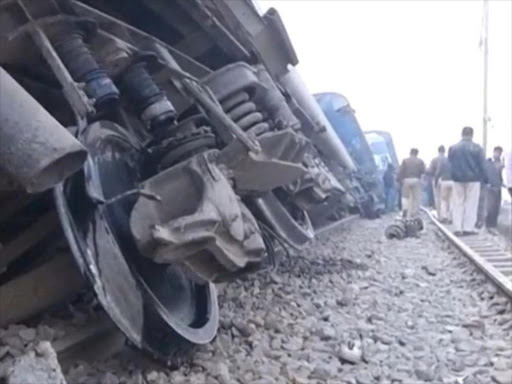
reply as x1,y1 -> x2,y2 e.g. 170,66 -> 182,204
221,91 -> 270,136
120,62 -> 176,132
54,30 -> 119,110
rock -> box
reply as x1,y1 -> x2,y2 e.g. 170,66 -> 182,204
463,375 -> 480,384
264,316 -> 282,333
455,340 -> 481,353
271,337 -> 282,350
269,273 -> 282,284
414,367 -> 435,382
488,340 -> 511,351
0,346 -> 10,359
338,344 -> 362,364
336,293 -> 353,307
389,371 -> 409,383
145,371 -> 159,382
282,337 -> 303,352
309,363 -> 336,381
494,358 -> 511,371
212,362 -> 230,384
492,371 -> 512,384
374,333 -> 393,345
355,371 -> 373,384
101,372 -> 119,384
36,325 -> 56,342
462,318 -> 485,330
474,368 -> 491,376
18,328 -> 36,342
2,336 -> 24,352
232,319 -> 255,338
451,358 -> 465,372
291,374 -> 309,384
316,326 -> 336,340
5,342 -> 66,384
126,374 -> 145,384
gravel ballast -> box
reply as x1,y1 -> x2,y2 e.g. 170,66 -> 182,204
1,215 -> 511,383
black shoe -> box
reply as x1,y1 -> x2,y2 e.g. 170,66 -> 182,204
454,231 -> 463,237
463,231 -> 478,236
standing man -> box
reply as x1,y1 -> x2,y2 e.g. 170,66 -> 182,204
428,145 -> 447,217
397,148 -> 426,218
435,150 -> 453,223
485,146 -> 504,230
383,163 -> 397,212
448,127 -> 487,236
505,149 -> 512,199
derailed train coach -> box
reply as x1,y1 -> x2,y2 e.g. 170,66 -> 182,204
364,130 -> 400,178
312,92 -> 385,222
0,0 -> 368,362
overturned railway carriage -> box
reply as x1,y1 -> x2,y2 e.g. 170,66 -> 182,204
315,93 -> 385,218
0,0 -> 362,361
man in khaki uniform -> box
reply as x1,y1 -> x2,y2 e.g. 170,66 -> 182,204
398,148 -> 426,218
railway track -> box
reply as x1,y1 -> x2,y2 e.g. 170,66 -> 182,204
423,208 -> 512,298
316,214 -> 359,234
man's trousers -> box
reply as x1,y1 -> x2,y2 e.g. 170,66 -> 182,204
453,182 -> 480,233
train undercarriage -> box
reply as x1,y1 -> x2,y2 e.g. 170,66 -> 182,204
0,0 -> 382,362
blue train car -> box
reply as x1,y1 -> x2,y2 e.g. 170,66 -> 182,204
315,93 -> 384,215
315,93 -> 377,176
364,130 -> 399,177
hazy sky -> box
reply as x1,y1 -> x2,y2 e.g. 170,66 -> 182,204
257,0 -> 512,161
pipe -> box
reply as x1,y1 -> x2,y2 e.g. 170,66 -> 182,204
0,67 -> 87,193
279,65 -> 357,172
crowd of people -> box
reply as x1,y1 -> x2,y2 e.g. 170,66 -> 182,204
383,126 -> 512,236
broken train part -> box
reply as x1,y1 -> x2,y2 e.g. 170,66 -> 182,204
0,0 -> 375,363
385,218 -> 424,240
0,0 -> 333,362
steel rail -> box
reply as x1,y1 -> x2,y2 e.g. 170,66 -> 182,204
422,208 -> 512,298
316,214 -> 359,235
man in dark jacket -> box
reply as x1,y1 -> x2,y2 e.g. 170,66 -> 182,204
383,163 -> 397,212
485,146 -> 504,229
448,126 -> 487,235
435,150 -> 453,223
428,145 -> 447,217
